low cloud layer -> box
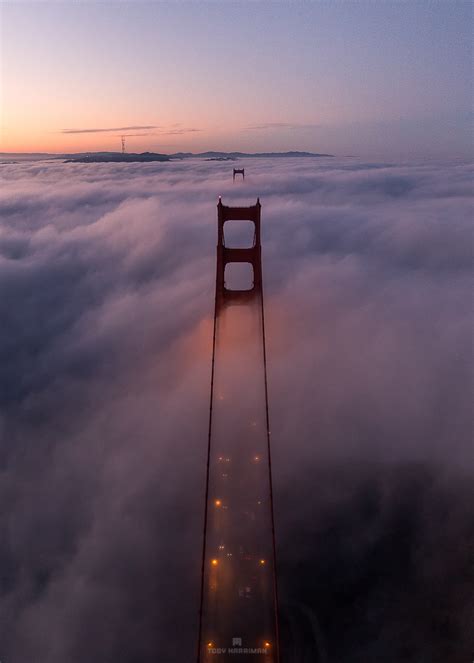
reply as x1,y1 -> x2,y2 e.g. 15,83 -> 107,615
244,123 -> 322,131
0,157 -> 472,662
61,125 -> 159,134
60,125 -> 202,137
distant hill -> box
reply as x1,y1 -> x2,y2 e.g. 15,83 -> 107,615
64,152 -> 170,163
64,150 -> 334,163
1,150 -> 335,163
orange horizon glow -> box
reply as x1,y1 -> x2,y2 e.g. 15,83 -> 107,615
0,124 -> 220,154
0,119 -> 332,154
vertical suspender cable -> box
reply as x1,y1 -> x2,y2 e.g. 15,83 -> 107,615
196,255 -> 219,663
260,258 -> 281,663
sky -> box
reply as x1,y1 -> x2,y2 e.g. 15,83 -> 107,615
0,0 -> 472,157
0,155 -> 472,661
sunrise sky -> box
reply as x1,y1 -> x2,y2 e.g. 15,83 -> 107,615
1,1 -> 471,157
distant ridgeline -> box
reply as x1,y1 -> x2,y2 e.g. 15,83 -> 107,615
173,151 -> 334,158
63,150 -> 334,163
64,152 -> 171,163
0,151 -> 334,163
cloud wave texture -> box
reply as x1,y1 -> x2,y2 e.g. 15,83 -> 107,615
0,157 -> 472,662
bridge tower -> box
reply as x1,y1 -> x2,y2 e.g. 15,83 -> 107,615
197,198 -> 280,662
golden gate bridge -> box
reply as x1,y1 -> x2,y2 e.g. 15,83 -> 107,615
197,197 -> 280,662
